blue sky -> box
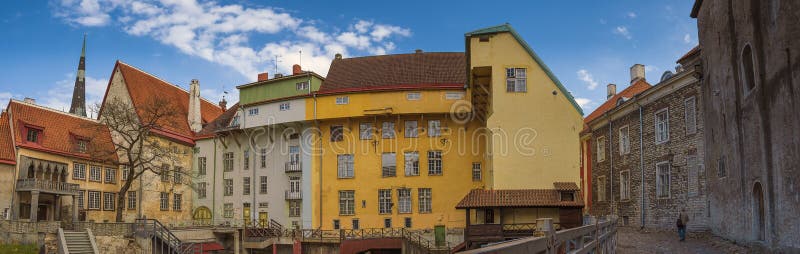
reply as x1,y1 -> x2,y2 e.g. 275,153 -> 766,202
0,0 -> 698,116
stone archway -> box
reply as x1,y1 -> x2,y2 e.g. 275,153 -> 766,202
752,182 -> 765,241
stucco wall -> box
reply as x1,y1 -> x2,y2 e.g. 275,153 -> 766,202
0,163 -> 15,219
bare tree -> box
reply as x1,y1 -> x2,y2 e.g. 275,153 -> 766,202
86,97 -> 194,222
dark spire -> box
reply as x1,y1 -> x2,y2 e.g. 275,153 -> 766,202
69,34 -> 87,117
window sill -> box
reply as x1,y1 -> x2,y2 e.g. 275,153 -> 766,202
418,211 -> 432,214
339,214 -> 355,216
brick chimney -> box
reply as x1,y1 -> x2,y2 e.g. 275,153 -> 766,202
292,64 -> 302,75
607,84 -> 617,99
188,79 -> 202,132
257,72 -> 269,82
630,64 -> 645,84
219,97 -> 227,111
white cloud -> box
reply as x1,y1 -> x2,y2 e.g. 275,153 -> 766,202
614,26 -> 632,40
627,12 -> 637,18
53,1 -> 411,82
574,97 -> 595,111
577,69 -> 600,90
37,74 -> 107,117
683,33 -> 691,43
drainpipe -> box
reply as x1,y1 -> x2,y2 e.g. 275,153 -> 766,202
313,92 -> 322,229
213,137 -> 218,219
607,113 -> 614,216
637,103 -> 645,228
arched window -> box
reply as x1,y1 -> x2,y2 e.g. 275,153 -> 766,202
753,182 -> 765,241
742,44 -> 756,91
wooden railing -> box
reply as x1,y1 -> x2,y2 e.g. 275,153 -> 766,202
459,216 -> 617,254
16,178 -> 80,195
285,161 -> 302,173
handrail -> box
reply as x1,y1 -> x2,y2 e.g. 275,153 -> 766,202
244,226 -> 452,251
16,178 -> 80,195
284,161 -> 302,173
135,218 -> 202,254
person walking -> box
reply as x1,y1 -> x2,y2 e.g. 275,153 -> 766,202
677,208 -> 689,241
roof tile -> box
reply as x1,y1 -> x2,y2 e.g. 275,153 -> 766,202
584,79 -> 652,124
456,189 -> 584,209
0,110 -> 15,164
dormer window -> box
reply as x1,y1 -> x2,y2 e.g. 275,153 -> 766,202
26,127 -> 42,143
76,139 -> 88,153
560,191 -> 575,202
229,116 -> 240,127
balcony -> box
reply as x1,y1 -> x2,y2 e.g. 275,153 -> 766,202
285,191 -> 302,200
284,162 -> 301,173
16,178 -> 80,196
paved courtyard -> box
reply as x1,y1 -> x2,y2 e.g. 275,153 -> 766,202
616,227 -> 750,254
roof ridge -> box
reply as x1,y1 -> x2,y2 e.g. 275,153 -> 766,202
9,99 -> 100,123
336,51 -> 464,61
117,61 -> 223,108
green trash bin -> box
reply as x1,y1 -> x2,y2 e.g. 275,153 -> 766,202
434,225 -> 446,247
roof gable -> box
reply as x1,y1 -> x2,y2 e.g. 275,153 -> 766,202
456,189 -> 584,208
466,24 -> 584,115
584,79 -> 653,124
0,110 -> 15,164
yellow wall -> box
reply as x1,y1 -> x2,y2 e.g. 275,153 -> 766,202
308,90 -> 485,229
469,32 -> 583,190
307,90 -> 466,120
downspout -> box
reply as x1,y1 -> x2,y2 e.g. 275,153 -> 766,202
607,113 -> 614,216
637,102 -> 645,228
313,92 -> 322,229
213,138 -> 218,219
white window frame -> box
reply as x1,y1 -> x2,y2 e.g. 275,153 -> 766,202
418,188 -> 432,213
359,122 -> 374,140
173,193 -> 182,211
472,162 -> 482,181
427,150 -> 442,175
378,189 -> 392,214
224,179 -> 233,196
505,68 -> 527,92
296,81 -> 309,91
406,92 -> 421,101
337,154 -> 354,178
197,157 -> 207,175
88,191 -> 100,210
224,203 -> 234,218
223,152 -> 234,172
248,108 -> 259,116
73,163 -> 86,180
197,182 -> 207,198
259,148 -> 267,168
260,176 -> 268,194
127,191 -> 137,210
243,149 -> 250,170
289,200 -> 301,217
619,171 -> 630,200
104,168 -> 116,184
656,161 -> 671,198
596,136 -> 606,162
335,96 -> 349,105
427,120 -> 441,137
597,176 -> 606,202
102,192 -> 115,211
684,97 -> 697,135
279,102 -> 291,111
405,121 -> 418,138
404,151 -> 419,176
160,192 -> 169,211
618,126 -> 630,155
397,188 -> 412,214
339,191 -> 355,215
382,122 -> 396,139
654,108 -> 670,144
243,177 -> 251,195
89,165 -> 102,182
381,153 -> 396,177
173,166 -> 182,183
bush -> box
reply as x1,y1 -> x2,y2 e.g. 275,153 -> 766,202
0,244 -> 39,254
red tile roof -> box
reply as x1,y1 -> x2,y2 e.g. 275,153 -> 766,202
7,100 -> 118,163
677,46 -> 700,64
583,79 -> 652,124
319,52 -> 466,94
196,103 -> 240,139
100,61 -> 224,141
553,182 -> 581,191
456,189 -> 584,209
0,110 -> 15,165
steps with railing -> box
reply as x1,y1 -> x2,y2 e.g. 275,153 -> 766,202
58,228 -> 99,254
135,218 -> 212,254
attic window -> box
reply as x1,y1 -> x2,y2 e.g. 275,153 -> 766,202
505,68 -> 527,92
479,35 -> 490,42
560,191 -> 575,202
26,127 -> 42,143
76,139 -> 88,153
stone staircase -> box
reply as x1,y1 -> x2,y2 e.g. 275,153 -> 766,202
58,228 -> 98,254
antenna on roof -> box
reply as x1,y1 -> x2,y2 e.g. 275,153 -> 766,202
273,55 -> 282,75
299,50 -> 302,66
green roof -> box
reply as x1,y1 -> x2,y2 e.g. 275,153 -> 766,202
466,24 -> 584,115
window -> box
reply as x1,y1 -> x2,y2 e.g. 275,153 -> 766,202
688,156 -> 699,197
335,96 -> 349,105
685,97 -> 697,135
560,191 -> 575,201
379,189 -> 392,214
337,154 -> 354,178
260,148 -> 267,168
406,92 -> 421,100
76,190 -> 85,209
160,164 -> 170,182
76,139 -> 88,153
224,179 -> 233,196
243,177 -> 251,195
230,116 -> 240,126
289,200 -> 301,217
382,153 -> 396,177
88,191 -> 100,210
404,217 -> 412,228
330,125 -> 343,142
597,176 -> 606,202
505,68 -> 527,92
173,166 -> 182,183
296,81 -> 309,90
101,192 -> 114,211
397,188 -> 411,214
427,120 -> 441,137
160,192 -> 169,211
742,44 -> 756,91
597,136 -> 606,162
89,166 -> 102,182
198,157 -> 207,175
26,128 -> 41,143
382,122 -> 395,139
279,102 -> 291,111
359,123 -> 374,140
73,163 -> 86,180
173,194 -> 182,211
260,176 -> 268,194
656,162 -> 671,198
289,177 -> 301,193
404,152 -> 419,176
248,108 -> 259,116
243,149 -> 250,170
121,166 -> 129,181
445,92 -> 464,100
104,168 -> 116,184
619,126 -> 630,155
717,156 -> 726,177
197,182 -> 207,198
352,219 -> 360,229
223,152 -> 234,172
405,121 -> 418,138
655,108 -> 670,144
339,191 -> 355,215
472,162 -> 482,181
427,151 -> 442,175
418,188 -> 432,213
224,203 -> 233,218
384,218 -> 392,228
126,191 -> 137,210
333,219 -> 340,229
258,202 -> 269,208
620,171 -> 630,200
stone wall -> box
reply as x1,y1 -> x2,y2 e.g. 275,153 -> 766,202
693,0 -> 800,251
95,235 -> 142,254
73,222 -> 134,236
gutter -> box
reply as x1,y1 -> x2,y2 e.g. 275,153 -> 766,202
607,113 -> 614,216
313,92 -> 322,229
637,102 -> 645,228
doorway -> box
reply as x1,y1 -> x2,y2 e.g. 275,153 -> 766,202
258,212 -> 268,227
753,182 -> 765,241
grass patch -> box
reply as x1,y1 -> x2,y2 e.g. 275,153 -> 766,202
0,244 -> 39,254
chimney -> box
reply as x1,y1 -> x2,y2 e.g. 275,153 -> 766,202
257,72 -> 269,81
292,64 -> 302,75
219,98 -> 227,111
607,84 -> 617,99
334,53 -> 342,60
188,79 -> 202,132
630,64 -> 645,84
23,97 -> 36,104
415,49 -> 423,54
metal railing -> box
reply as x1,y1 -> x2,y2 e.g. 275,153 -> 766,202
134,218 -> 205,254
284,161 -> 302,173
16,178 -> 80,195
243,226 -> 451,251
460,216 -> 618,253
285,190 -> 302,200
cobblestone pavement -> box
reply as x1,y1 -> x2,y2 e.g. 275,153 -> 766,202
616,227 -> 750,254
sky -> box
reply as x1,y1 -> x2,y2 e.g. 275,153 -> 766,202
0,0 -> 698,116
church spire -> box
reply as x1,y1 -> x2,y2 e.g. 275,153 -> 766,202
69,34 -> 87,117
